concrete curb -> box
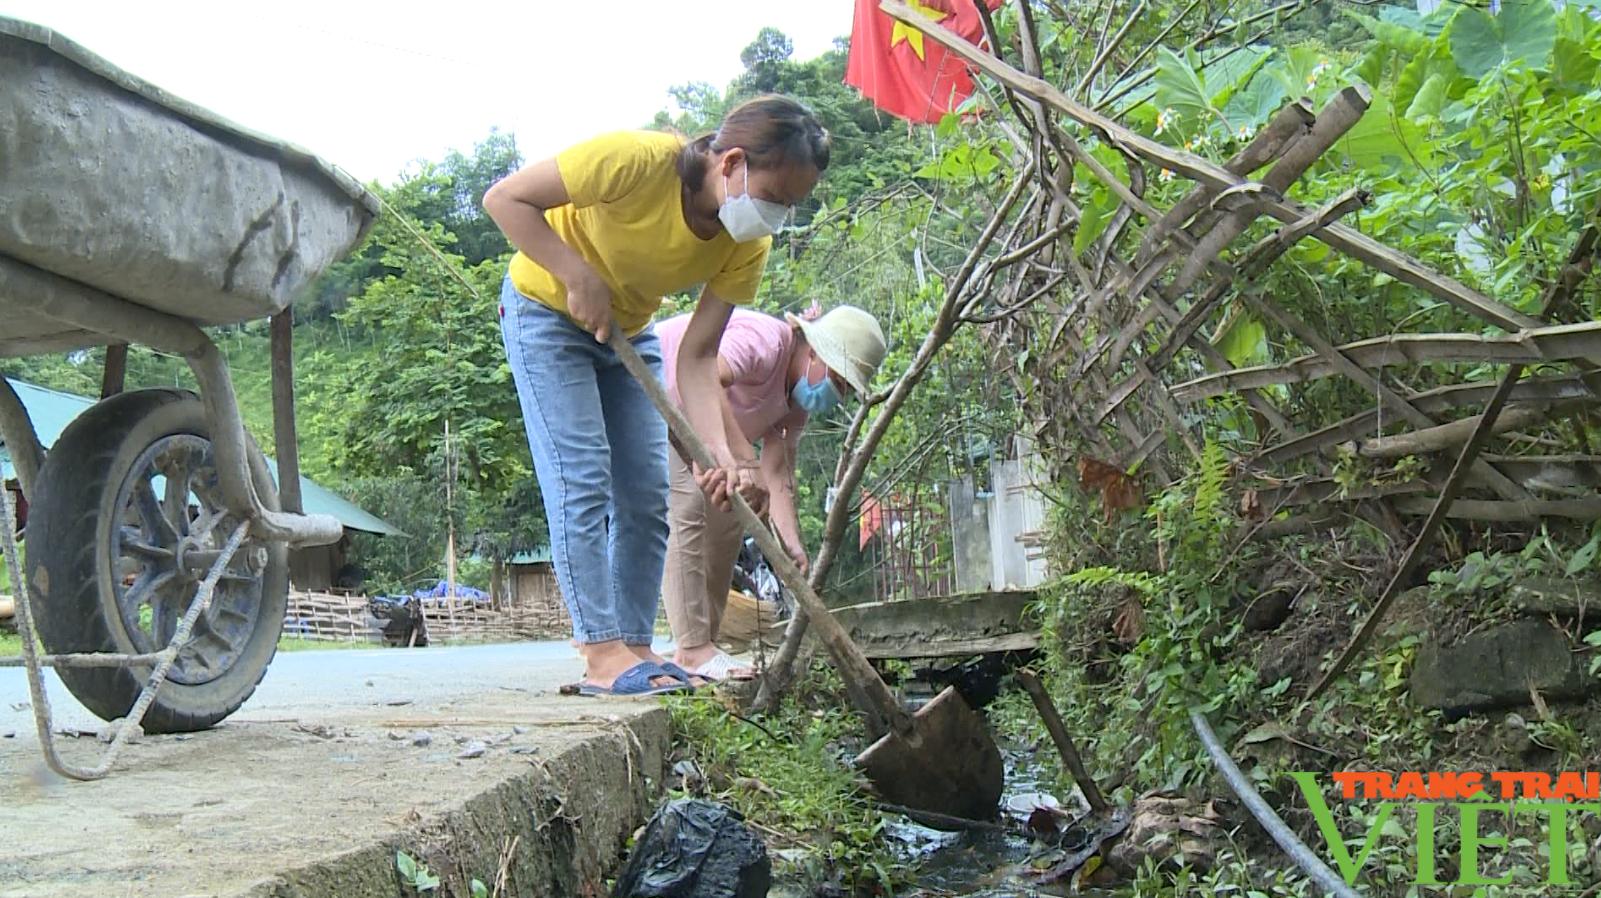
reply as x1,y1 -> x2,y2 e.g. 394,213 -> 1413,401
239,708 -> 670,898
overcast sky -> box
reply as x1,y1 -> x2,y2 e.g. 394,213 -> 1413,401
2,0 -> 856,182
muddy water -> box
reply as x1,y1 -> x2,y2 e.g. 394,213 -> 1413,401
886,752 -> 1124,897
775,751 -> 1124,897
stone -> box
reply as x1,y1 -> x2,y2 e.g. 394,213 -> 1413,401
1505,576 -> 1601,620
1410,619 -> 1588,714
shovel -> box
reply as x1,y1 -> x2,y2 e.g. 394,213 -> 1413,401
608,327 -> 1004,825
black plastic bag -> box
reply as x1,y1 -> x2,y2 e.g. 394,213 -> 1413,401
611,799 -> 771,898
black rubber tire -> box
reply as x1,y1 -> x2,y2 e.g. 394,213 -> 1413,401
25,389 -> 287,733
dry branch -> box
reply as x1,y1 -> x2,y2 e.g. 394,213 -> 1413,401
1169,86 -> 1370,295
879,0 -> 1542,331
1353,404 -> 1550,459
1259,375 -> 1599,464
1388,497 -> 1601,520
1169,322 -> 1601,402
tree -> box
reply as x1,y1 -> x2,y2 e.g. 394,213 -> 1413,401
302,131 -> 523,320
297,196 -> 545,587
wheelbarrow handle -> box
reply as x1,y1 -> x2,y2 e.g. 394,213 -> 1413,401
606,327 -> 910,736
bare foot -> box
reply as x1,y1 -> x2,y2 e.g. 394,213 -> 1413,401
629,645 -> 708,688
580,640 -> 679,690
674,643 -> 755,681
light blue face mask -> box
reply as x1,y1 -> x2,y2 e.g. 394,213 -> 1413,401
792,366 -> 842,415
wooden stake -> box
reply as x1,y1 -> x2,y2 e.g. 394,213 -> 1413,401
1016,669 -> 1109,813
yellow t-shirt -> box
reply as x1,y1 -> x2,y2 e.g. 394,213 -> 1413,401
507,130 -> 772,335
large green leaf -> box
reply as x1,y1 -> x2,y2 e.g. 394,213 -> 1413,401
1355,45 -> 1391,86
1205,47 -> 1273,110
1213,308 -> 1269,369
1381,3 -> 1455,38
1155,46 -> 1214,121
1345,9 -> 1432,55
1406,71 -> 1453,119
1394,40 -> 1461,113
1335,92 -> 1435,171
1223,70 -> 1290,130
1553,29 -> 1601,88
1269,46 -> 1334,100
1448,0 -> 1558,78
1393,49 -> 1434,111
1074,185 -> 1117,256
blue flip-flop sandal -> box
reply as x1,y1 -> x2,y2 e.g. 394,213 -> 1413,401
576,661 -> 690,697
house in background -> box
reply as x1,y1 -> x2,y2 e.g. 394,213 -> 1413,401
0,378 -> 400,592
501,547 -> 569,639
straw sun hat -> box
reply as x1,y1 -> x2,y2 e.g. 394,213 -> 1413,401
784,305 -> 887,396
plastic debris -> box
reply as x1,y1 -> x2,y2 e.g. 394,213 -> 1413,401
610,799 -> 770,898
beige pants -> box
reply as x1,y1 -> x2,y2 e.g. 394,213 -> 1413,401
662,449 -> 744,647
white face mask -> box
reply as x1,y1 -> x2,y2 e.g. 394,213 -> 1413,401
718,162 -> 790,243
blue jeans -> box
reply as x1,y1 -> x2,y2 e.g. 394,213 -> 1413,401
498,277 -> 669,645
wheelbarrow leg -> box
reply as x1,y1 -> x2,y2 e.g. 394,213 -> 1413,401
270,311 -> 304,515
101,343 -> 127,398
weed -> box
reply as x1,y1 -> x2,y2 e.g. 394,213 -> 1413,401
665,671 -> 904,895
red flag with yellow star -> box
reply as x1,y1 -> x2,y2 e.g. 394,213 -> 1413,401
845,0 -> 1001,124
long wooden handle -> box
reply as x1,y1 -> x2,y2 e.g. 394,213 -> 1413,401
607,328 -> 910,736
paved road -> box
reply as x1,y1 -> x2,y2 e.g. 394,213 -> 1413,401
0,640 -> 677,898
1,638 -> 675,738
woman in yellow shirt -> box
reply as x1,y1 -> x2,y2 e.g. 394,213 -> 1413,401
484,96 -> 829,696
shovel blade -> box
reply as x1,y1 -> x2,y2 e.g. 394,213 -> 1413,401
855,686 -> 1003,828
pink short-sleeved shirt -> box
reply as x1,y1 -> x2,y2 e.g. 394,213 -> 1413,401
656,309 -> 807,444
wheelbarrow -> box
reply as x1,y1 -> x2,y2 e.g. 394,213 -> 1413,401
0,17 -> 379,778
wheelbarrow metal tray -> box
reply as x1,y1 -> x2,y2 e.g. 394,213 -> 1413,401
0,16 -> 380,350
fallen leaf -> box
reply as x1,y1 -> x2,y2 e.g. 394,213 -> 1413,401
1239,488 -> 1263,521
1237,721 -> 1292,747
1026,805 -> 1071,839
1112,596 -> 1145,644
1077,458 -> 1142,524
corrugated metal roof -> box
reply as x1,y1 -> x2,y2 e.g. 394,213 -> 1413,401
1,377 -> 401,537
506,547 -> 553,565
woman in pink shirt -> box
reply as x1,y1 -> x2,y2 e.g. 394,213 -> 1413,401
655,304 -> 886,682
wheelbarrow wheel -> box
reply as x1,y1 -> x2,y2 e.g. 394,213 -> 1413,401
26,389 -> 288,733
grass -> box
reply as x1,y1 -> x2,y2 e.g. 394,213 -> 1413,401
0,631 -> 375,657
664,666 -> 904,893
276,636 -> 374,652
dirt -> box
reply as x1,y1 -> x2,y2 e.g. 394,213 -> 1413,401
0,696 -> 670,898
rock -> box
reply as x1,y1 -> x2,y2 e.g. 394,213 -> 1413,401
1103,792 -> 1222,877
410,731 -> 433,748
1505,577 -> 1601,620
457,741 -> 487,760
610,799 -> 770,898
1410,619 -> 1587,714
1242,584 -> 1295,632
